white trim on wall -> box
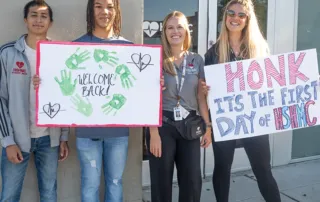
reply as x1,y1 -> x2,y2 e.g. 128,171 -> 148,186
293,0 -> 299,51
266,0 -> 276,54
271,0 -> 297,167
198,0 -> 208,56
207,0 -> 218,49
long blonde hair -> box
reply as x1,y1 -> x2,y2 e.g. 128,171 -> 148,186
161,11 -> 191,75
216,0 -> 269,63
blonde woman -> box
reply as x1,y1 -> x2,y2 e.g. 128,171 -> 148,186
146,11 -> 212,202
203,0 -> 281,201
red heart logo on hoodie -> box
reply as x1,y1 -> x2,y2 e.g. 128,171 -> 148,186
16,62 -> 24,68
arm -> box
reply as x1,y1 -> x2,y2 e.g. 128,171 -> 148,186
197,56 -> 210,125
198,79 -> 210,126
197,56 -> 212,148
148,126 -> 162,157
0,54 -> 15,147
59,127 -> 70,162
60,127 -> 70,141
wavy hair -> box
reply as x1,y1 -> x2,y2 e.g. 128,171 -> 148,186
216,0 -> 269,63
161,11 -> 191,75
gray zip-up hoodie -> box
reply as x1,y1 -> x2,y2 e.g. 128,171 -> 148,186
0,35 -> 69,153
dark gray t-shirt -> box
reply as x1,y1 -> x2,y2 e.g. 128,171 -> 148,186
163,51 -> 205,112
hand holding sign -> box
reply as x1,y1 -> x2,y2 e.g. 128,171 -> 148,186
101,94 -> 127,116
54,70 -> 77,96
65,48 -> 90,70
94,49 -> 119,68
71,94 -> 93,117
115,64 -> 137,89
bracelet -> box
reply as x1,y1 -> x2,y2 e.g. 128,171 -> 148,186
206,122 -> 212,127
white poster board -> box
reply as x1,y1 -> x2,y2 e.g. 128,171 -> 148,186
204,49 -> 320,142
36,41 -> 162,127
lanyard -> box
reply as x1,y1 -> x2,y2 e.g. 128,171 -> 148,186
173,54 -> 187,106
230,48 -> 243,61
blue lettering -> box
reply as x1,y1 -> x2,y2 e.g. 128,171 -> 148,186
214,98 -> 225,114
216,117 -> 234,137
288,89 -> 295,104
235,111 -> 256,135
304,84 -> 312,101
296,85 -> 304,103
234,94 -> 244,112
268,90 -> 275,105
296,103 -> 307,127
311,80 -> 318,100
248,91 -> 258,108
281,87 -> 288,105
282,106 -> 290,129
224,95 -> 234,112
259,92 -> 268,107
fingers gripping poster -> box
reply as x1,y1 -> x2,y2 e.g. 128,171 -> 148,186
36,41 -> 162,127
204,49 -> 320,142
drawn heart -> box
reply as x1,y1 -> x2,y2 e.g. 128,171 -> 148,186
16,62 -> 24,68
131,53 -> 152,72
43,103 -> 61,119
143,21 -> 159,37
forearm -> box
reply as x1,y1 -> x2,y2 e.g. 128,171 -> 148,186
0,98 -> 15,146
197,80 -> 211,126
60,127 -> 70,141
198,94 -> 210,124
149,127 -> 159,136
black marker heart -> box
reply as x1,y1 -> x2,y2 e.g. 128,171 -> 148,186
131,53 -> 152,72
43,102 -> 61,119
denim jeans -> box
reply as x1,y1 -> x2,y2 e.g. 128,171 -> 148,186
76,136 -> 129,202
0,135 -> 59,202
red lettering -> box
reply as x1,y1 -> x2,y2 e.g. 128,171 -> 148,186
289,52 -> 309,85
247,60 -> 264,90
305,100 -> 317,126
225,62 -> 245,93
289,105 -> 298,129
273,107 -> 284,130
265,55 -> 286,88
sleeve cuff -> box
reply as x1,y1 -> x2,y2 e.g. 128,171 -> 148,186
60,133 -> 69,142
1,136 -> 16,148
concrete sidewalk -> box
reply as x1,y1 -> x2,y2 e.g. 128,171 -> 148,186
143,159 -> 320,202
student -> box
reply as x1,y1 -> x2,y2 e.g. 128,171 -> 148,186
0,1 -> 69,202
147,11 -> 212,202
68,0 -> 130,201
202,0 -> 281,201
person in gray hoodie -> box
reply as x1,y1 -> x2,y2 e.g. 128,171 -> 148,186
0,1 -> 69,202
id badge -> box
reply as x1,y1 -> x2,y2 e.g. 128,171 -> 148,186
173,106 -> 183,121
180,105 -> 190,119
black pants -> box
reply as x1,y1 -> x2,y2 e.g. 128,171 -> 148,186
212,135 -> 281,202
146,111 -> 202,202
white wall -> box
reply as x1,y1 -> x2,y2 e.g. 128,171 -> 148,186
270,0 -> 297,167
0,1 -> 143,202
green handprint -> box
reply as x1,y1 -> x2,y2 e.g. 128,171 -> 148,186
94,49 -> 119,69
54,70 -> 77,96
101,94 -> 127,116
65,48 -> 90,70
71,94 -> 93,117
115,64 -> 137,89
